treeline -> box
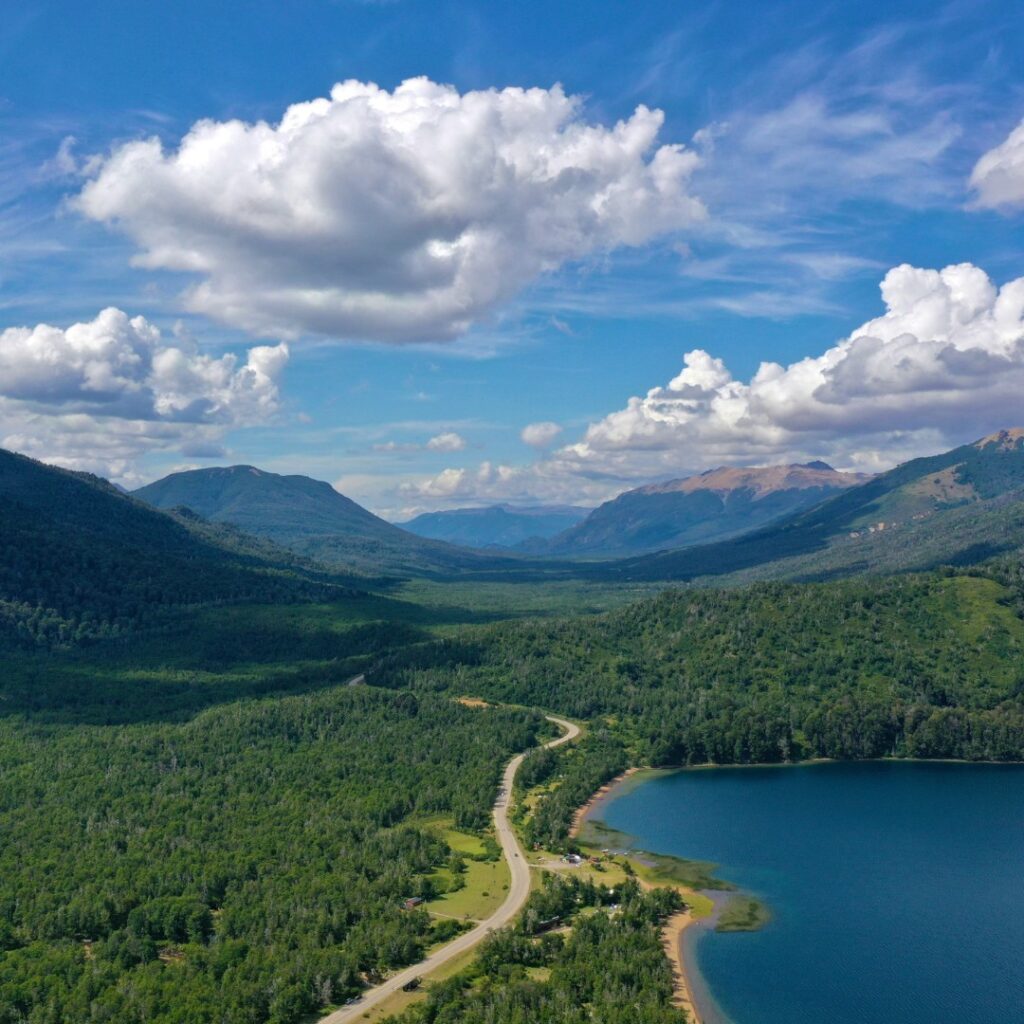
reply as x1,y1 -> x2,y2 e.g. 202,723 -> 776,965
378,562 -> 1024,764
387,875 -> 685,1024
0,686 -> 542,1024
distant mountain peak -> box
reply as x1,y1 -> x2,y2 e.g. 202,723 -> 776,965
133,463 -> 522,575
974,427 -> 1024,451
592,430 -> 1024,583
635,462 -> 866,499
541,461 -> 868,558
402,503 -> 588,549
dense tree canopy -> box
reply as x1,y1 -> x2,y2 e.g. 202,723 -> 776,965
388,876 -> 685,1024
381,561 -> 1024,767
0,686 -> 542,1024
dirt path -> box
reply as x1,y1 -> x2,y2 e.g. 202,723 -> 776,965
319,712 -> 580,1024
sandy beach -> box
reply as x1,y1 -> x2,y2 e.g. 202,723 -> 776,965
571,765 -> 710,1023
662,910 -> 703,1024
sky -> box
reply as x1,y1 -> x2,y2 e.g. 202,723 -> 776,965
2,0 -> 1023,518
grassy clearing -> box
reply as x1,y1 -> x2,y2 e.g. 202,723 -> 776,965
633,851 -> 735,892
424,857 -> 509,921
354,945 -> 481,1022
578,820 -> 734,892
395,578 -> 664,621
414,814 -> 489,858
940,576 -> 1024,646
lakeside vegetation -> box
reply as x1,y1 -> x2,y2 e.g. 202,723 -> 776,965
716,897 -> 770,933
384,875 -> 687,1024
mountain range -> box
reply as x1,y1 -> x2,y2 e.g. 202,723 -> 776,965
401,504 -> 588,549
0,450 -> 352,648
538,461 -> 867,557
592,429 -> 1024,583
5,428 -> 1024,652
133,465 -> 521,577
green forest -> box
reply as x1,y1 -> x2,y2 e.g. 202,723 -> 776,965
381,560 -> 1024,768
0,684 -> 542,1024
5,550 -> 1024,1022
387,876 -> 686,1024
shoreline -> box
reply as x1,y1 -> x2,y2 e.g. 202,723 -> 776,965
571,756 -> 1024,1024
570,767 -> 717,1023
662,908 -> 705,1024
568,766 -> 644,837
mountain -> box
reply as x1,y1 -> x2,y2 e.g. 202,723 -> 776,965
0,450 -> 352,648
133,465 -> 521,576
402,504 -> 588,549
544,462 -> 867,557
592,429 -> 1024,583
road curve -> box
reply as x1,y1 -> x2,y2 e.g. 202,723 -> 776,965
320,712 -> 581,1023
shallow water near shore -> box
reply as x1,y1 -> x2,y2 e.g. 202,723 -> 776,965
597,760 -> 1024,1024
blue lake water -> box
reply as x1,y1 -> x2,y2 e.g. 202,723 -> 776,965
597,762 -> 1024,1024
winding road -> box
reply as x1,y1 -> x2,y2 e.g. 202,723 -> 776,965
320,712 -> 581,1023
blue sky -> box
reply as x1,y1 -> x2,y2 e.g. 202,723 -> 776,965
2,0 -> 1023,516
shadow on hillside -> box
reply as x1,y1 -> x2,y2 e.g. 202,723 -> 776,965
1,619 -> 427,728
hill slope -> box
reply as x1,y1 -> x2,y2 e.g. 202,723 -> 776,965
384,554 -> 1024,765
593,430 -> 1024,582
545,462 -> 866,557
133,466 -> 520,576
0,450 -> 351,647
402,504 -> 587,549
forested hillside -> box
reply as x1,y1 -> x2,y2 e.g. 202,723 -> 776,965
0,450 -> 359,648
544,462 -> 863,557
382,556 -> 1024,766
591,430 -> 1024,582
6,436 -> 1024,1024
134,466 -> 530,576
0,685 -> 543,1024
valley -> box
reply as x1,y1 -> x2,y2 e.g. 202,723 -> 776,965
3,430 -> 1024,1024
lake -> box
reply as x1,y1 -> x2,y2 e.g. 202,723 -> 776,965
595,761 -> 1024,1024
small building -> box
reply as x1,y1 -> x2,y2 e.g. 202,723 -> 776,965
402,896 -> 424,910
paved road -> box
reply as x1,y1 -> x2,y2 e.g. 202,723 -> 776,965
320,712 -> 581,1023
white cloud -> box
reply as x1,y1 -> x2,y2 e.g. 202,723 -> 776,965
398,263 -> 1024,510
520,421 -> 562,447
559,262 -> 1024,478
426,431 -> 467,452
0,307 -> 288,481
76,77 -> 704,344
970,120 -> 1024,209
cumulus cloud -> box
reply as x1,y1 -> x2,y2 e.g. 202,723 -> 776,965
0,307 -> 288,480
426,431 -> 467,452
401,263 -> 1024,509
560,262 -> 1024,477
402,460 -> 532,502
970,120 -> 1024,209
75,77 -> 703,344
521,421 -> 562,447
